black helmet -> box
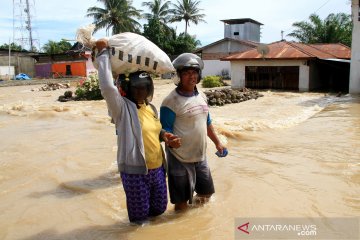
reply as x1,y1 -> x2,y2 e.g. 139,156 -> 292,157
117,71 -> 154,103
172,53 -> 204,84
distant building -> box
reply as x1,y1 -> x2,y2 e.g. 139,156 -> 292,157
0,49 -> 35,79
194,18 -> 261,77
223,41 -> 351,92
32,42 -> 95,78
349,0 -> 360,94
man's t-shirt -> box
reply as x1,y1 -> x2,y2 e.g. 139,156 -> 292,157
160,89 -> 211,163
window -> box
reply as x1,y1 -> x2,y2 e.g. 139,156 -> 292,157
233,32 -> 239,36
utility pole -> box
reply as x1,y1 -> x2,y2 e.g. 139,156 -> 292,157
8,38 -> 11,80
25,0 -> 34,50
13,0 -> 38,51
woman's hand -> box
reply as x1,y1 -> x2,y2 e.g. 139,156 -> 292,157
95,38 -> 109,52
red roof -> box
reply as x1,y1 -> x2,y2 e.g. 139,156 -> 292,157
222,41 -> 351,61
309,43 -> 351,59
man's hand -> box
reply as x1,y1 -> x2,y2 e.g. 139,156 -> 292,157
163,132 -> 181,148
215,144 -> 228,157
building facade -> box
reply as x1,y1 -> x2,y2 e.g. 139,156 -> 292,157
223,41 -> 351,92
0,49 -> 35,79
195,18 -> 261,77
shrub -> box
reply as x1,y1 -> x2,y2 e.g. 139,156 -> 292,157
75,74 -> 103,100
201,75 -> 223,88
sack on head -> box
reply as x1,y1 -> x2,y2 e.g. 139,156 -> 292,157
76,25 -> 175,75
107,32 -> 175,75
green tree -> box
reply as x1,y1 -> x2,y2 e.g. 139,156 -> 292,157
0,42 -> 27,51
142,0 -> 175,53
170,0 -> 206,35
171,32 -> 201,55
287,13 -> 352,47
143,18 -> 174,53
143,20 -> 200,55
142,0 -> 172,28
86,0 -> 142,35
42,40 -> 72,54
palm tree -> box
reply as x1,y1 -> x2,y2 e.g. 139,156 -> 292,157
142,0 -> 172,27
86,0 -> 142,35
42,40 -> 71,54
287,13 -> 352,46
170,0 -> 206,35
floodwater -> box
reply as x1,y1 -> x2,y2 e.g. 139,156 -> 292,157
0,81 -> 359,240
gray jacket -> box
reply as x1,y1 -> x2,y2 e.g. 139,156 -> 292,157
96,50 -> 162,174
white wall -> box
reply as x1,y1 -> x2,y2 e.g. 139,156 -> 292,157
0,66 -> 15,79
349,0 -> 360,94
229,60 -> 309,90
85,51 -> 97,77
202,60 -> 231,77
299,64 -> 310,92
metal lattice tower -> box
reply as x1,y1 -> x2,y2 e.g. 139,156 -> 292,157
13,0 -> 38,51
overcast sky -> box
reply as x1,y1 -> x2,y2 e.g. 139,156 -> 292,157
0,0 -> 351,50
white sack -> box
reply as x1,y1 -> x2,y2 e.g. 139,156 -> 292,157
76,26 -> 175,75
107,32 -> 175,75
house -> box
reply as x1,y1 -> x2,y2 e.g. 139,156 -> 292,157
32,42 -> 96,78
194,18 -> 261,78
222,41 -> 351,92
0,49 -> 35,79
349,0 -> 360,94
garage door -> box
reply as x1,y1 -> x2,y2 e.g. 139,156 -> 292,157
245,66 -> 299,90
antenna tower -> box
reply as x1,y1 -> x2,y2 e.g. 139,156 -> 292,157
13,0 -> 38,51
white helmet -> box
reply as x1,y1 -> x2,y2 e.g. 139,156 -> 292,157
172,53 -> 204,71
172,53 -> 204,84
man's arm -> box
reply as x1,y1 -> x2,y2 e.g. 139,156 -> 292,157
160,106 -> 181,148
207,113 -> 226,155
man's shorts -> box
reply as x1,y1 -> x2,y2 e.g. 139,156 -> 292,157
166,149 -> 215,204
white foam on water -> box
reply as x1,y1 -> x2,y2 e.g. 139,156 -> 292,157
213,92 -> 341,132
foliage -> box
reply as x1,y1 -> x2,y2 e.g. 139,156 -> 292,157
143,18 -> 175,53
142,0 -> 172,26
42,40 -> 72,54
287,13 -> 352,47
86,0 -> 142,35
75,74 -> 103,100
0,42 -> 27,51
171,32 -> 201,55
143,20 -> 200,55
201,75 -> 223,88
142,0 -> 201,55
142,0 -> 174,53
170,0 -> 206,35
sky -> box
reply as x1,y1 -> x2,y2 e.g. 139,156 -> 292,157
0,0 -> 352,51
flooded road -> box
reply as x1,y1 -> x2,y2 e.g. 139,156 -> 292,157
0,82 -> 359,239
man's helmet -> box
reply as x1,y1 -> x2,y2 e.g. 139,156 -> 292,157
172,53 -> 204,71
172,53 -> 204,84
